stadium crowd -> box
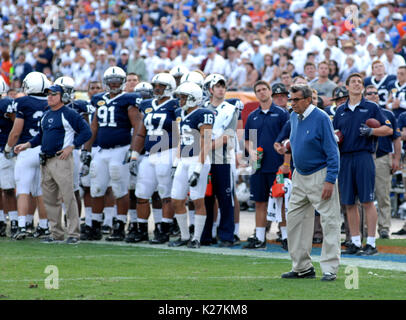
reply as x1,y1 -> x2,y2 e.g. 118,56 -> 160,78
1,0 -> 406,268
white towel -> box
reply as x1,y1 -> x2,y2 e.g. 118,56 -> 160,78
267,179 -> 292,222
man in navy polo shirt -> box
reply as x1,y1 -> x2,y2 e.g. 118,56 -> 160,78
15,85 -> 92,244
333,73 -> 393,256
243,80 -> 289,249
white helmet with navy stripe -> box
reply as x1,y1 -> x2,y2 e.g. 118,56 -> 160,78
134,82 -> 153,99
203,73 -> 225,96
151,73 -> 176,99
175,82 -> 203,111
169,65 -> 189,78
180,71 -> 204,88
54,76 -> 76,102
0,76 -> 9,94
22,72 -> 51,95
103,66 -> 126,94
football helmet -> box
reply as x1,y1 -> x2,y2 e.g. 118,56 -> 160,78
180,71 -> 204,88
134,82 -> 153,99
169,65 -> 189,79
175,82 -> 203,111
103,66 -> 126,94
54,76 -> 75,103
203,73 -> 225,96
151,73 -> 176,100
22,72 -> 51,95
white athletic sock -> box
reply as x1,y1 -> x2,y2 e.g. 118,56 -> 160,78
8,211 -> 18,222
137,218 -> 148,223
234,223 -> 239,236
216,209 -> 221,225
62,203 -> 66,214
39,219 -> 48,229
153,208 -> 162,224
103,206 -> 115,227
162,217 -> 173,224
175,213 -> 190,240
85,207 -> 92,226
212,223 -> 217,238
26,214 -> 33,224
351,235 -> 362,247
188,210 -> 195,226
18,215 -> 26,228
0,210 -> 5,222
280,226 -> 287,240
366,236 -> 376,248
91,213 -> 103,222
129,209 -> 138,223
256,227 -> 266,242
193,214 -> 206,242
116,214 -> 127,223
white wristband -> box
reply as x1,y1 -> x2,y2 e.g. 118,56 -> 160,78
131,150 -> 140,160
194,162 -> 203,174
4,144 -> 12,153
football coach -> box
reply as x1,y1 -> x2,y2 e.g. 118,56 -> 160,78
15,85 -> 92,244
277,84 -> 341,281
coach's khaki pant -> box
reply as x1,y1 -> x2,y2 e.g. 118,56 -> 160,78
375,154 -> 392,234
287,167 -> 341,275
41,154 -> 80,240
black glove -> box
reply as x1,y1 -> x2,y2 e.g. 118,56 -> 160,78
80,150 -> 91,163
189,171 -> 200,187
359,123 -> 373,137
80,164 -> 90,177
80,153 -> 92,176
4,150 -> 16,159
171,166 -> 177,178
129,161 -> 138,176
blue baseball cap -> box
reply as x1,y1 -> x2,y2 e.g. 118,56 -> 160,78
46,85 -> 64,94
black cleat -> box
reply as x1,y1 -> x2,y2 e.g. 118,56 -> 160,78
25,222 -> 34,237
128,222 -> 149,243
233,235 -> 241,246
33,226 -> 51,239
242,236 -> 266,249
218,240 -> 234,247
379,230 -> 389,239
342,243 -> 362,255
102,225 -> 112,235
281,266 -> 316,279
91,221 -> 103,240
124,222 -> 138,243
281,239 -> 288,251
10,220 -> 18,238
392,228 -> 406,236
168,237 -> 190,247
357,244 -> 378,256
80,225 -> 94,241
150,222 -> 170,244
106,219 -> 125,241
187,239 -> 200,248
13,227 -> 27,240
312,237 -> 323,244
66,237 -> 80,245
169,219 -> 180,236
321,272 -> 337,281
0,221 -> 6,237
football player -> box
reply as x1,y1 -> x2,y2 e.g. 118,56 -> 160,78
5,72 -> 50,239
82,66 -> 143,241
387,65 -> 406,119
0,77 -> 17,237
364,60 -> 396,109
169,82 -> 214,248
170,65 -> 189,88
128,72 -> 179,244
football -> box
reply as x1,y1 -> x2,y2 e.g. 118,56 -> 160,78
366,118 -> 381,128
334,129 -> 344,145
282,139 -> 291,153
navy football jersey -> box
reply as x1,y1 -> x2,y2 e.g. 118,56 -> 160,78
91,92 -> 139,149
226,98 -> 244,120
15,95 -> 49,144
179,108 -> 214,158
0,97 -> 14,150
68,99 -> 95,117
364,74 -> 397,108
376,108 -> 400,157
390,81 -> 406,119
397,111 -> 406,151
140,98 -> 180,153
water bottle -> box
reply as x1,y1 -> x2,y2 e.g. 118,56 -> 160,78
253,147 -> 263,172
276,171 -> 284,184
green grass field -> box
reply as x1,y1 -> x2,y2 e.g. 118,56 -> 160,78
1,238 -> 406,300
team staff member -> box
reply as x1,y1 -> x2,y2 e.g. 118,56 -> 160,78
15,85 -> 92,244
364,85 -> 401,239
333,73 -> 393,256
244,80 -> 289,249
278,84 -> 341,281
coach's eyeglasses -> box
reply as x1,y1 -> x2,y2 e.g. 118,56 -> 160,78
365,91 -> 378,96
47,92 -> 60,96
289,97 -> 307,103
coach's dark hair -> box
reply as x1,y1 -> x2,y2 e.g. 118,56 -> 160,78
253,80 -> 271,93
290,84 -> 312,99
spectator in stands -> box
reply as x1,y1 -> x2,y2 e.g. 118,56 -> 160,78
13,53 -> 33,84
34,38 -> 54,73
328,60 -> 340,84
310,61 -> 337,107
261,53 -> 279,84
239,62 -> 260,91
